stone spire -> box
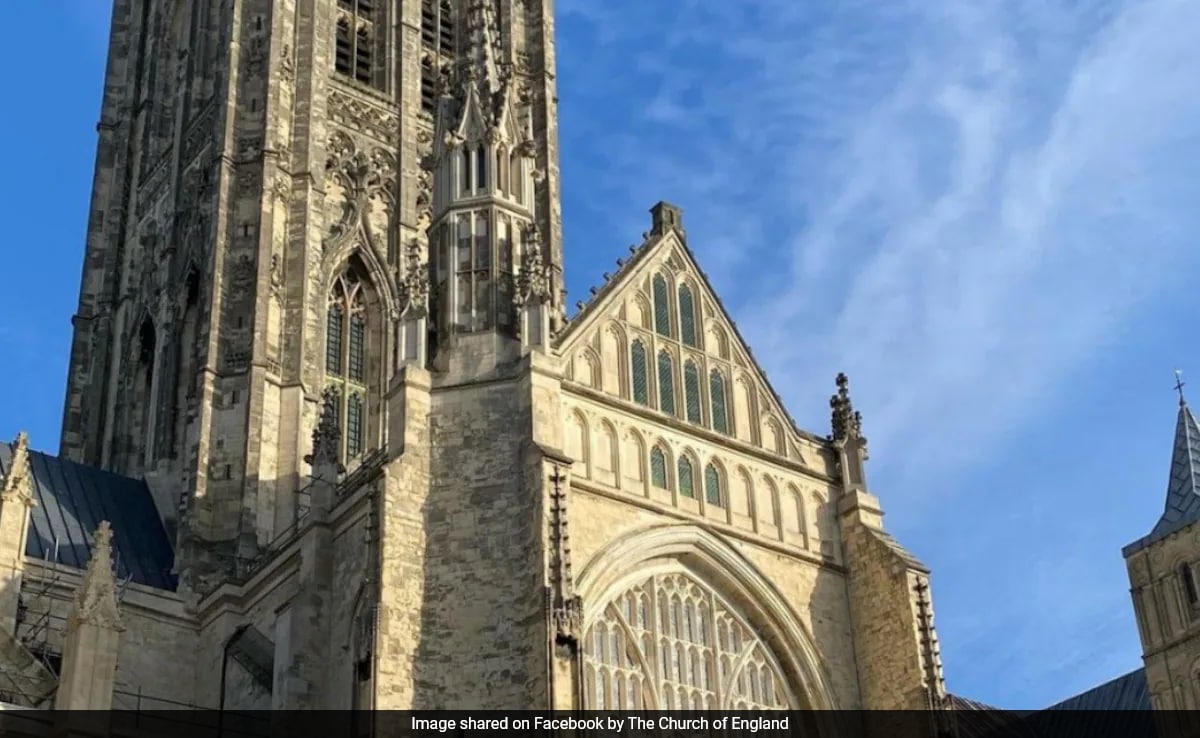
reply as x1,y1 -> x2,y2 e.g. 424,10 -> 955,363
1149,377 -> 1200,539
461,0 -> 508,123
68,521 -> 122,632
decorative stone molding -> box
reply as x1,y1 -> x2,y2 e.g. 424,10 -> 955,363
328,88 -> 399,145
67,521 -> 124,633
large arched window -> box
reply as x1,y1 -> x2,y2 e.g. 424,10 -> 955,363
653,274 -> 671,337
678,284 -> 697,347
583,568 -> 794,709
710,370 -> 729,435
684,360 -> 702,424
325,261 -> 378,462
657,350 -> 675,416
631,340 -> 649,406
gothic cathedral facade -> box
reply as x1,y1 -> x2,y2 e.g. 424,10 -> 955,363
0,0 -> 965,718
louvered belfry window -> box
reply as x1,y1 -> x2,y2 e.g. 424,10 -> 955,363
335,0 -> 382,89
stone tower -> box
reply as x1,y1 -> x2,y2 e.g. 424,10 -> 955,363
1124,383 -> 1200,709
56,0 -> 564,592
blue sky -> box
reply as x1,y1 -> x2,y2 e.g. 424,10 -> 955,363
3,0 -> 1200,710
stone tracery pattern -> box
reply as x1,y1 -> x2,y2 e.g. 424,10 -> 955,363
583,569 -> 794,710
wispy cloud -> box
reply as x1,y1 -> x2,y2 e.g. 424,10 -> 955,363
558,0 -> 1200,707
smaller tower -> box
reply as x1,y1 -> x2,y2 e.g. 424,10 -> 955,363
1123,373 -> 1200,710
426,0 -> 545,377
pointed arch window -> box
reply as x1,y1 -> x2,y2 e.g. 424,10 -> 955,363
678,284 -> 697,347
653,275 -> 671,337
582,569 -> 794,709
684,361 -> 702,424
704,464 -> 723,507
710,370 -> 729,435
678,456 -> 695,499
650,447 -> 668,489
325,262 -> 377,463
631,341 -> 649,406
658,350 -> 675,416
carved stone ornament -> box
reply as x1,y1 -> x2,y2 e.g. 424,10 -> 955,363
516,224 -> 552,304
68,521 -> 124,632
327,88 -> 399,145
305,387 -> 344,473
1,432 -> 34,504
323,131 -> 396,253
399,240 -> 429,317
829,372 -> 866,447
269,254 -> 284,296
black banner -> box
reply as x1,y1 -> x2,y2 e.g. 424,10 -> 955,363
4,709 -> 1199,738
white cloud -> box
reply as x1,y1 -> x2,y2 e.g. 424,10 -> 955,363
557,0 -> 1200,706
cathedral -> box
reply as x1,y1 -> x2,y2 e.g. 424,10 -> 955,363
0,0 -> 1191,730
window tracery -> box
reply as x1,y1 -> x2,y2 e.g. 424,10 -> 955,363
325,262 -> 376,462
583,569 -> 794,710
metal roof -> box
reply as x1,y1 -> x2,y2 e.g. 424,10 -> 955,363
1044,668 -> 1150,711
1125,401 -> 1200,555
0,443 -> 177,591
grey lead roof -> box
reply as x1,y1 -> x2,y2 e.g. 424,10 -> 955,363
0,443 -> 177,591
1124,400 -> 1200,555
1044,668 -> 1150,711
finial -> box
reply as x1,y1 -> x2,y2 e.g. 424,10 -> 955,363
1177,369 -> 1187,407
305,388 -> 344,474
830,372 -> 865,445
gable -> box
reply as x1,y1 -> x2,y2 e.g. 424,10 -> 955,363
556,225 -> 826,466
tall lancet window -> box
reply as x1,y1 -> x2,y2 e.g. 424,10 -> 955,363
678,284 -> 698,347
657,350 -> 676,416
653,275 -> 672,337
325,260 -> 378,462
631,340 -> 650,406
335,0 -> 382,90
